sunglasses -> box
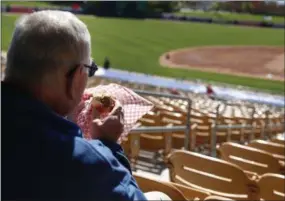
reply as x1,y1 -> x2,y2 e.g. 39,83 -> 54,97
66,61 -> 98,78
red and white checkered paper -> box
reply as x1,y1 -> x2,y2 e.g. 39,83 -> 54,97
74,83 -> 154,143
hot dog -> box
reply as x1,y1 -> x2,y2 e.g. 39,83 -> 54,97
91,93 -> 115,118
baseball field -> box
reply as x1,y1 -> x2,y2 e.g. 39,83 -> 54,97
2,13 -> 284,94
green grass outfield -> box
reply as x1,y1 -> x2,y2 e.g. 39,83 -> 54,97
175,10 -> 285,24
2,14 -> 284,94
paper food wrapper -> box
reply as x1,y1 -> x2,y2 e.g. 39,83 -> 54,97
74,83 -> 154,143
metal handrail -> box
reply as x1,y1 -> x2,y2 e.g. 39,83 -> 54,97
133,89 -> 190,100
216,124 -> 253,129
130,126 -> 187,134
130,90 -> 283,154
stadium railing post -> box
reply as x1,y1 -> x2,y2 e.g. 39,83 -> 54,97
184,98 -> 192,151
211,104 -> 221,157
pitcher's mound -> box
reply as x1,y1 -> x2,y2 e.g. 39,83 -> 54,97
160,46 -> 284,81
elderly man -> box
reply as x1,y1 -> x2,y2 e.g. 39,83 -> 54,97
2,10 -> 148,200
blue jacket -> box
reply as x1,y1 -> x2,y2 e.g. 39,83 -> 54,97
2,81 -> 147,201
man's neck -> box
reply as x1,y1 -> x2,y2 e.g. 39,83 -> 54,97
3,78 -> 68,116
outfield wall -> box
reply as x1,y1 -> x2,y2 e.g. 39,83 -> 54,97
1,5 -> 284,29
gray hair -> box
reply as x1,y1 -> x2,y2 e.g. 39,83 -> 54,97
5,10 -> 91,83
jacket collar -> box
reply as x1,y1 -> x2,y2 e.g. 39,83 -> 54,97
2,81 -> 83,138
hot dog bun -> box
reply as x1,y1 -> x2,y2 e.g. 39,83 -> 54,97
91,93 -> 115,116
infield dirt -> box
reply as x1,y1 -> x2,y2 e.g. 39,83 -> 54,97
160,46 -> 284,81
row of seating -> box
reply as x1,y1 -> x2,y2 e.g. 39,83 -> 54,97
87,77 -> 285,200
136,172 -> 284,200
164,139 -> 285,200
135,147 -> 285,200
134,172 -> 231,201
219,141 -> 284,176
131,136 -> 285,200
88,78 -> 284,156
87,77 -> 284,119
122,116 -> 284,165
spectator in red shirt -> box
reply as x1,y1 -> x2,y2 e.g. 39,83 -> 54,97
206,84 -> 215,99
169,88 -> 179,95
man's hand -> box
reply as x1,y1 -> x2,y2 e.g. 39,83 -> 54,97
91,100 -> 124,142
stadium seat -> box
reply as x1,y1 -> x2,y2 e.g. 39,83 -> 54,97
133,173 -> 187,200
271,136 -> 285,145
171,182 -> 210,200
167,150 -> 259,200
257,173 -> 285,201
204,195 -> 235,201
218,142 -> 284,176
191,122 -> 227,153
248,139 -> 285,163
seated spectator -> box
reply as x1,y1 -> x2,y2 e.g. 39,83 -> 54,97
2,10 -> 170,201
206,84 -> 215,99
169,88 -> 179,95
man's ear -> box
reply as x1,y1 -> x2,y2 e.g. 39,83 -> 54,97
66,66 -> 83,101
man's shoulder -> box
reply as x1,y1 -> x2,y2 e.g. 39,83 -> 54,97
72,137 -> 116,167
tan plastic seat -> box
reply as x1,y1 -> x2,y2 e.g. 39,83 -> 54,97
142,112 -> 161,125
121,123 -> 141,167
138,118 -> 159,126
248,140 -> 285,162
171,182 -> 210,201
171,124 -> 197,150
252,119 -> 266,139
161,117 -> 184,126
204,195 -> 235,201
257,173 -> 285,201
272,137 -> 285,145
138,124 -> 175,162
269,118 -> 285,135
159,110 -> 186,122
190,123 -> 227,152
271,133 -> 285,145
167,150 -> 258,200
215,116 -> 244,142
191,114 -> 211,125
122,134 -> 140,165
219,142 -> 283,176
133,173 -> 187,201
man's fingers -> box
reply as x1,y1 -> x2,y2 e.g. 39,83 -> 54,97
111,107 -> 124,125
91,118 -> 103,139
109,100 -> 123,118
93,118 -> 102,125
92,105 -> 101,120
